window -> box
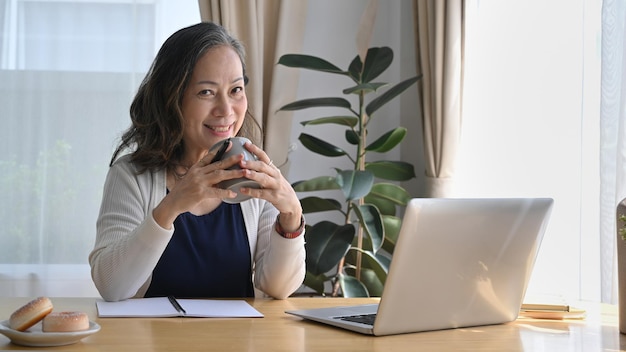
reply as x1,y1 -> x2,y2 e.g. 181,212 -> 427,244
459,0 -> 602,301
0,0 -> 199,296
2,0 -> 156,71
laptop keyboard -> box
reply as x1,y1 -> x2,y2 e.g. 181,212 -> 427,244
335,313 -> 377,326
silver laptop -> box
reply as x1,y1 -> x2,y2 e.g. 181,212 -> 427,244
285,197 -> 554,336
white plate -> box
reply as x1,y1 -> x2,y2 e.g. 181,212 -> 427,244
0,319 -> 100,347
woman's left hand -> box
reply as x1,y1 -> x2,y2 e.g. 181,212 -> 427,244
238,142 -> 302,231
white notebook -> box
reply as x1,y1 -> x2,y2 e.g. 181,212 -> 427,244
96,297 -> 263,318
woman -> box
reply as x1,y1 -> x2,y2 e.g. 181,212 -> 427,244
89,22 -> 305,302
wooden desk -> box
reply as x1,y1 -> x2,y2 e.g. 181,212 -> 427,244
0,297 -> 625,351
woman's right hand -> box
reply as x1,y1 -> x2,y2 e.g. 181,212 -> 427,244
151,151 -> 247,229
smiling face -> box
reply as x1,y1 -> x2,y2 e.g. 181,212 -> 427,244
180,45 -> 247,161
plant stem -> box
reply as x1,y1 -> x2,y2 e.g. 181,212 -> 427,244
354,90 -> 368,281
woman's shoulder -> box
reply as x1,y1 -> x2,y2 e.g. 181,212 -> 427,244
108,154 -> 154,182
105,154 -> 166,200
110,153 -> 134,169
109,154 -> 138,175
110,154 -> 148,175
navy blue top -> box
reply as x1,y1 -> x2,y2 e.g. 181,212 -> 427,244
145,202 -> 254,298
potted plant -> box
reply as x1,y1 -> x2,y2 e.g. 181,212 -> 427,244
277,44 -> 421,297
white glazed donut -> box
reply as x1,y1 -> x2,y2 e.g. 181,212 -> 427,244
9,296 -> 54,331
42,311 -> 90,332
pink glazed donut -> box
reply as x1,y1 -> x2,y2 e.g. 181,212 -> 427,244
42,311 -> 90,332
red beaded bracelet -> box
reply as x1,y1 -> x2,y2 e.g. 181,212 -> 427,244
275,214 -> 305,239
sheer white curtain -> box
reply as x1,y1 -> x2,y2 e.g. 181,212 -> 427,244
458,0 -> 603,302
0,0 -> 199,297
601,0 -> 626,304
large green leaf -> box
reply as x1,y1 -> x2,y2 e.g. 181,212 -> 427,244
348,55 -> 363,82
365,127 -> 407,153
343,82 -> 388,95
279,97 -> 352,112
367,183 -> 411,205
361,47 -> 393,83
299,133 -> 346,157
292,176 -> 339,192
300,196 -> 343,214
365,75 -> 421,116
363,195 -> 397,216
349,225 -> 384,254
303,272 -> 328,295
305,221 -> 355,276
344,267 -> 383,297
345,130 -> 359,145
375,252 -> 392,271
381,215 -> 402,254
353,204 -> 384,252
336,170 -> 374,201
365,161 -> 416,181
338,273 -> 369,297
345,248 -> 388,285
300,116 -> 358,127
278,54 -> 347,75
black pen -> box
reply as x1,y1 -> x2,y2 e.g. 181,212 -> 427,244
210,138 -> 231,164
168,296 -> 186,315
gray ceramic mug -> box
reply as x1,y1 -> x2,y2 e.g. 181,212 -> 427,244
209,137 -> 261,204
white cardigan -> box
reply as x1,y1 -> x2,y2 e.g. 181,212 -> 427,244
89,155 -> 305,301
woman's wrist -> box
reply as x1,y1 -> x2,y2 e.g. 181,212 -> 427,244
152,197 -> 180,230
275,213 -> 305,239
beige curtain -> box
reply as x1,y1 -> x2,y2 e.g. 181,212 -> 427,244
198,0 -> 308,172
413,0 -> 464,198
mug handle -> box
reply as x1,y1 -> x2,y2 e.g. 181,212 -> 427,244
210,138 -> 231,164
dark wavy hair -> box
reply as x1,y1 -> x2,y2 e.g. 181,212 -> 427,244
110,22 -> 261,173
